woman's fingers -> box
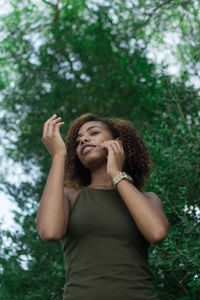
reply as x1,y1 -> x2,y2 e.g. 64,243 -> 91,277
45,114 -> 57,127
43,114 -> 57,137
43,115 -> 63,138
48,118 -> 63,136
116,138 -> 123,151
102,140 -> 123,153
103,140 -> 125,177
54,121 -> 65,134
114,140 -> 122,152
42,114 -> 67,157
50,116 -> 62,126
47,122 -> 54,137
108,142 -> 122,154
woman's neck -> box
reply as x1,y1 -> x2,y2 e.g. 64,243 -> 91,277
88,166 -> 114,189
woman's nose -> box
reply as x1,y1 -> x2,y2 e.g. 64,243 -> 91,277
80,136 -> 90,145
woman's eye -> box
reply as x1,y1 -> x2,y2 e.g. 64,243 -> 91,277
76,132 -> 99,145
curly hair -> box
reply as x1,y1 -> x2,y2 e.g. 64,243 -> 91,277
64,113 -> 154,191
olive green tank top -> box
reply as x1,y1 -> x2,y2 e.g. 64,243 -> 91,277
61,187 -> 158,300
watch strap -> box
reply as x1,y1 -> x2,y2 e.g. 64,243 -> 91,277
112,172 -> 133,187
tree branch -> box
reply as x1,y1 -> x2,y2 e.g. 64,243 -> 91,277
41,0 -> 57,8
41,0 -> 61,24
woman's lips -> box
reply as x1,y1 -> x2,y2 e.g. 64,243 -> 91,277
82,145 -> 96,154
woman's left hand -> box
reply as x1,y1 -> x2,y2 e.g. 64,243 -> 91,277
99,139 -> 125,179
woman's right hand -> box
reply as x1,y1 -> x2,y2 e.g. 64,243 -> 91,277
42,114 -> 67,157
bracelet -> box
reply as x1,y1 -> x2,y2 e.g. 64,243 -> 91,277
112,172 -> 133,187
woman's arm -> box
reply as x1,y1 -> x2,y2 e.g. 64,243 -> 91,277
100,139 -> 169,245
114,178 -> 169,244
36,114 -> 70,241
36,156 -> 70,241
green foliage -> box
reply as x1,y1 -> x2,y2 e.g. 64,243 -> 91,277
0,0 -> 199,299
143,91 -> 200,299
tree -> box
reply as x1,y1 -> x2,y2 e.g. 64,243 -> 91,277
0,0 -> 199,299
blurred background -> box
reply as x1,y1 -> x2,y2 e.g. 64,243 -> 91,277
0,0 -> 199,299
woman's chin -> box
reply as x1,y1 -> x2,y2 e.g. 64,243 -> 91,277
81,154 -> 107,170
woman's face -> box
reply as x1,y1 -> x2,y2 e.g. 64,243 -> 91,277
76,121 -> 114,169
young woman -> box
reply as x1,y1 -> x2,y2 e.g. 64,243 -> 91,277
36,113 -> 169,300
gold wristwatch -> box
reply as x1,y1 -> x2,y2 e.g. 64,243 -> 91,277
112,172 -> 133,187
